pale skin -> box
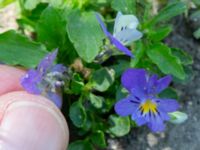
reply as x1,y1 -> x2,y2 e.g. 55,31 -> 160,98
0,65 -> 69,150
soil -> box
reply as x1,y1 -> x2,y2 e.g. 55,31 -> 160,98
107,16 -> 200,150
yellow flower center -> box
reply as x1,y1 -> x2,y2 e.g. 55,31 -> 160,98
140,100 -> 157,114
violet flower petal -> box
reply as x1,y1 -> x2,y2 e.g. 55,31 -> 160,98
37,50 -> 58,74
47,92 -> 62,108
51,64 -> 67,73
95,13 -> 110,37
21,69 -> 42,94
121,68 -> 147,93
157,98 -> 179,112
114,98 -> 138,116
156,75 -> 172,94
148,116 -> 165,132
96,13 -> 134,57
109,35 -> 134,57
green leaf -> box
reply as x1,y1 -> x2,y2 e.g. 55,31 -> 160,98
193,28 -> 200,39
69,101 -> 86,128
159,87 -> 178,100
36,6 -> 66,49
147,26 -> 172,41
0,30 -> 47,68
0,0 -> 15,8
70,73 -> 84,94
90,130 -> 107,149
68,140 -> 94,150
91,68 -> 115,92
171,48 -> 193,65
22,0 -> 64,10
67,10 -> 104,62
89,93 -> 104,109
147,43 -> 185,79
130,41 -> 144,67
110,59 -> 130,78
111,0 -> 136,14
148,2 -> 186,26
108,115 -> 130,137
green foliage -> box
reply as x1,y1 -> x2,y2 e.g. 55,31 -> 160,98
0,30 -> 47,67
66,10 -> 104,63
111,0 -> 136,14
36,6 -> 66,49
90,130 -> 107,148
69,101 -> 87,128
108,115 -> 130,137
68,140 -> 94,150
0,0 -> 193,149
147,43 -> 186,79
148,2 -> 187,26
0,0 -> 15,8
91,68 -> 115,92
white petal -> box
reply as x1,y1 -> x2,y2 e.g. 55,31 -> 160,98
114,29 -> 143,45
113,12 -> 139,36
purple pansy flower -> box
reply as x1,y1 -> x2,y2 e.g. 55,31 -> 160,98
96,12 -> 142,57
115,68 -> 179,132
21,49 -> 67,108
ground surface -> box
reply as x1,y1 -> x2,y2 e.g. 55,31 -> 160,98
107,17 -> 200,150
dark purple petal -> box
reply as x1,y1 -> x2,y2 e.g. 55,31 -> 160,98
157,98 -> 179,112
37,49 -> 58,74
156,75 -> 172,93
114,97 -> 138,116
121,68 -> 147,93
21,69 -> 42,94
47,92 -> 62,108
109,35 -> 134,57
148,116 -> 165,132
96,13 -> 110,37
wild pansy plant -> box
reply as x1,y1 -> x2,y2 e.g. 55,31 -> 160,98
96,12 -> 143,58
0,0 -> 192,149
21,50 -> 67,108
115,68 -> 179,132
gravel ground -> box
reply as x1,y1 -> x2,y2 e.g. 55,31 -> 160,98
107,17 -> 200,150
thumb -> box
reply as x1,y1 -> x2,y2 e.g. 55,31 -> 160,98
0,91 -> 69,150
0,65 -> 25,95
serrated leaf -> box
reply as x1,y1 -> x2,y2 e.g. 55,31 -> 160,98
67,10 -> 104,62
91,68 -> 115,92
111,0 -> 136,14
148,2 -> 186,26
147,43 -> 185,79
108,115 -> 130,137
0,30 -> 47,68
69,101 -> 86,128
36,6 -> 66,49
